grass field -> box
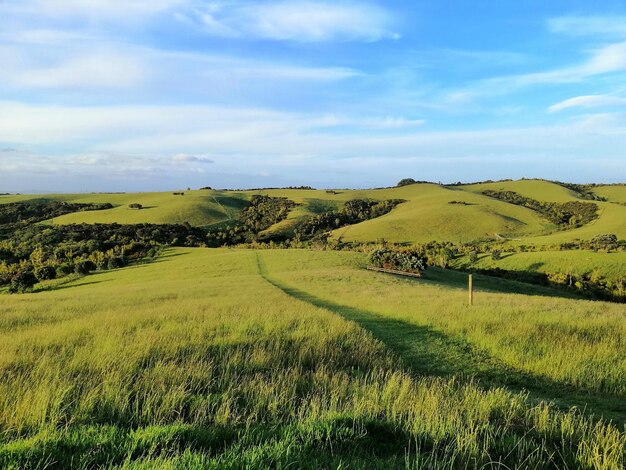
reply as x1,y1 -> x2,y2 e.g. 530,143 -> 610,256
0,248 -> 624,468
454,250 -> 626,280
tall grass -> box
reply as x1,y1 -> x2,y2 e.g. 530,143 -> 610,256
0,248 -> 623,468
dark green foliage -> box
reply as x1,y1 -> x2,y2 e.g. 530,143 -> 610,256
552,181 -> 608,201
129,203 -> 143,210
75,260 -> 96,275
206,195 -> 297,246
591,234 -> 618,249
491,250 -> 502,261
107,257 -> 127,269
468,251 -> 479,263
35,265 -> 57,281
9,270 -> 38,293
296,199 -> 405,239
396,178 -> 417,187
482,190 -> 598,227
56,263 -> 74,277
240,195 -> 296,232
0,201 -> 113,229
0,223 -> 207,292
368,248 -> 426,273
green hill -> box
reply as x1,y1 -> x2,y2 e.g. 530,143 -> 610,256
2,179 -> 625,244
0,191 -> 248,227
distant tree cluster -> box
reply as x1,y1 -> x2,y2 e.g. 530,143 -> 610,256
206,195 -> 297,246
482,190 -> 598,227
295,199 -> 405,240
551,181 -> 608,201
0,223 -> 206,293
0,201 -> 113,231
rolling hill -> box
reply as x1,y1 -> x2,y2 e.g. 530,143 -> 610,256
1,179 -> 625,245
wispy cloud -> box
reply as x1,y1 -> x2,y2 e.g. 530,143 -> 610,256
194,1 -> 399,42
0,0 -> 185,21
549,94 -> 626,112
548,15 -> 626,38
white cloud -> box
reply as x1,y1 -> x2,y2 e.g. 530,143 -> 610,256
548,15 -> 626,38
0,0 -> 184,20
172,154 -> 214,163
549,94 -> 626,112
5,50 -> 146,89
196,1 -> 399,42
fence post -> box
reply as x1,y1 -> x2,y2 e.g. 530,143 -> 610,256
468,274 -> 474,306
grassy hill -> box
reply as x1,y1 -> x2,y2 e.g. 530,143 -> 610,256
457,179 -> 626,244
2,179 -> 625,244
0,191 -> 248,227
594,184 -> 626,203
460,179 -> 579,203
0,248 -> 624,468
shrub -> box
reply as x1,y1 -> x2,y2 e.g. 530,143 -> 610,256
491,250 -> 502,261
75,260 -> 97,275
369,248 -> 426,273
56,263 -> 74,277
397,178 -> 417,187
107,257 -> 127,269
35,266 -> 57,281
9,270 -> 38,293
129,203 -> 143,210
468,251 -> 479,263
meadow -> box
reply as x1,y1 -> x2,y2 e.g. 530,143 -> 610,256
0,248 -> 624,469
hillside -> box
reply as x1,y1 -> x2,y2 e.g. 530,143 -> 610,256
0,191 -> 248,227
2,179 -> 625,245
0,248 -> 623,467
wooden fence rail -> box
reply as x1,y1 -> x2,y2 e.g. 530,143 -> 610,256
366,266 -> 423,278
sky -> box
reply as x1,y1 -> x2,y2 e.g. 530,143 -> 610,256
1,0 -> 626,192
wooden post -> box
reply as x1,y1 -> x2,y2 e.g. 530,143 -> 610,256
468,274 -> 474,306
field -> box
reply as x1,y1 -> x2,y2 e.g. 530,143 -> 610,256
454,250 -> 626,280
0,248 -> 624,468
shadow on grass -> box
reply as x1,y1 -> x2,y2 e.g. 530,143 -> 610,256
256,254 -> 625,424
423,267 -> 580,300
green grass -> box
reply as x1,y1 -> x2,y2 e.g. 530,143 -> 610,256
592,185 -> 626,204
0,248 -> 624,468
0,191 -> 249,227
460,179 -> 580,203
454,250 -> 626,280
4,180 -> 625,244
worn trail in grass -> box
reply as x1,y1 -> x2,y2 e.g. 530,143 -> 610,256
256,252 -> 626,424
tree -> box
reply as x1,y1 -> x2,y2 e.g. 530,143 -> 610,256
468,251 -> 479,264
491,250 -> 502,261
129,203 -> 143,210
75,260 -> 96,275
35,266 -> 57,281
397,178 -> 417,187
9,270 -> 38,293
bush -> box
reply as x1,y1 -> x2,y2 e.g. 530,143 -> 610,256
129,203 -> 143,210
9,270 -> 38,293
35,266 -> 57,281
56,263 -> 74,277
75,260 -> 97,275
397,178 -> 417,187
369,248 -> 426,273
107,257 -> 127,269
491,250 -> 502,261
468,251 -> 479,263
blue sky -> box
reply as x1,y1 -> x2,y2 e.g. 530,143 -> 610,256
1,0 -> 625,191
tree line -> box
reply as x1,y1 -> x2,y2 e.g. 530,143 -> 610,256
482,190 -> 598,227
